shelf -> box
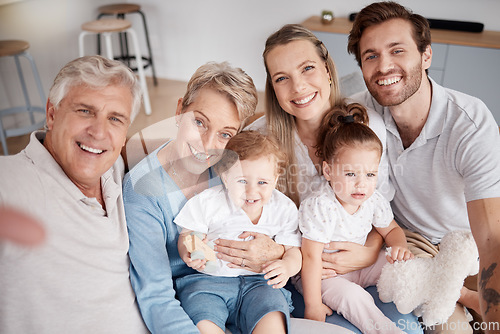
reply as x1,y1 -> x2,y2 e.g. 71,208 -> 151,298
301,16 -> 500,49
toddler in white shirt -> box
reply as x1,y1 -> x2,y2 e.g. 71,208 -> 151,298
174,130 -> 301,334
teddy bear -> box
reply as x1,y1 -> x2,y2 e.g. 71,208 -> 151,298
376,230 -> 479,326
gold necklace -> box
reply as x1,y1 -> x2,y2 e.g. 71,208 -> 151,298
169,159 -> 187,189
168,159 -> 202,197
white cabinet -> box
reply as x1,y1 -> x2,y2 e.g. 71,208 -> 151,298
428,43 -> 448,85
438,44 -> 500,124
314,31 -> 360,78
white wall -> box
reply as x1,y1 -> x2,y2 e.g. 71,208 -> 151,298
137,0 -> 500,91
0,0 -> 113,118
1,0 -> 498,106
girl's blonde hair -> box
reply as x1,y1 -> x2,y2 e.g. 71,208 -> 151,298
262,24 -> 343,205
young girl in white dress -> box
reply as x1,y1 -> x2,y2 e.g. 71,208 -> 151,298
297,102 -> 413,334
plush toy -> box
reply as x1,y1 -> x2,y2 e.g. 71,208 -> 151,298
377,230 -> 479,326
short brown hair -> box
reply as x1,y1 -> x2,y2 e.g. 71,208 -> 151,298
316,103 -> 382,164
215,130 -> 286,176
347,1 -> 431,67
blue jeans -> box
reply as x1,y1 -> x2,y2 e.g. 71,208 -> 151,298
287,282 -> 423,333
177,274 -> 293,334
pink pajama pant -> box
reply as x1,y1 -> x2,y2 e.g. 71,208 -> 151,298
296,250 -> 404,334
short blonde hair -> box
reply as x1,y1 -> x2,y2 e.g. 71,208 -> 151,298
181,61 -> 258,128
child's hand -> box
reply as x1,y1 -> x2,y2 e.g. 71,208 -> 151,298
386,246 -> 414,264
304,303 -> 333,322
179,241 -> 208,271
262,259 -> 291,289
185,257 -> 207,271
178,232 -> 208,271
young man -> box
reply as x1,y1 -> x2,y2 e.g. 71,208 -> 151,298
348,2 -> 500,333
0,56 -> 147,333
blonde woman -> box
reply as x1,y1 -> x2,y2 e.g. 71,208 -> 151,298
247,24 -> 422,334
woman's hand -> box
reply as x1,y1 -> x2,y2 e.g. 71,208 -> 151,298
214,232 -> 285,273
321,228 -> 383,278
321,240 -> 380,278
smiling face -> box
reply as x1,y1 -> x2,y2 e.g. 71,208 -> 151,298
266,39 -> 332,124
44,84 -> 132,194
323,147 -> 380,215
359,18 -> 432,107
174,87 -> 241,175
222,155 -> 278,223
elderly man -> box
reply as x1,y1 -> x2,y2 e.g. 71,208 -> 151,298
0,56 -> 147,333
348,2 -> 500,333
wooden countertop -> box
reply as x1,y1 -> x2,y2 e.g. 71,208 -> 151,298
301,16 -> 500,49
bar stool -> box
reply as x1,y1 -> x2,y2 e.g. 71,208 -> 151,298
79,18 -> 152,116
0,40 -> 46,155
97,3 -> 157,86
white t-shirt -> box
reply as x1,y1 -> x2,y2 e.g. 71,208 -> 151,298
299,181 -> 393,246
174,184 -> 301,276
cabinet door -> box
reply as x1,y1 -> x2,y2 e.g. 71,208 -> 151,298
442,45 -> 500,124
429,43 -> 448,85
314,31 -> 361,77
314,31 -> 367,95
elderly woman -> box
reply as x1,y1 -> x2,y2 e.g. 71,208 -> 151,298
123,61 -> 288,333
